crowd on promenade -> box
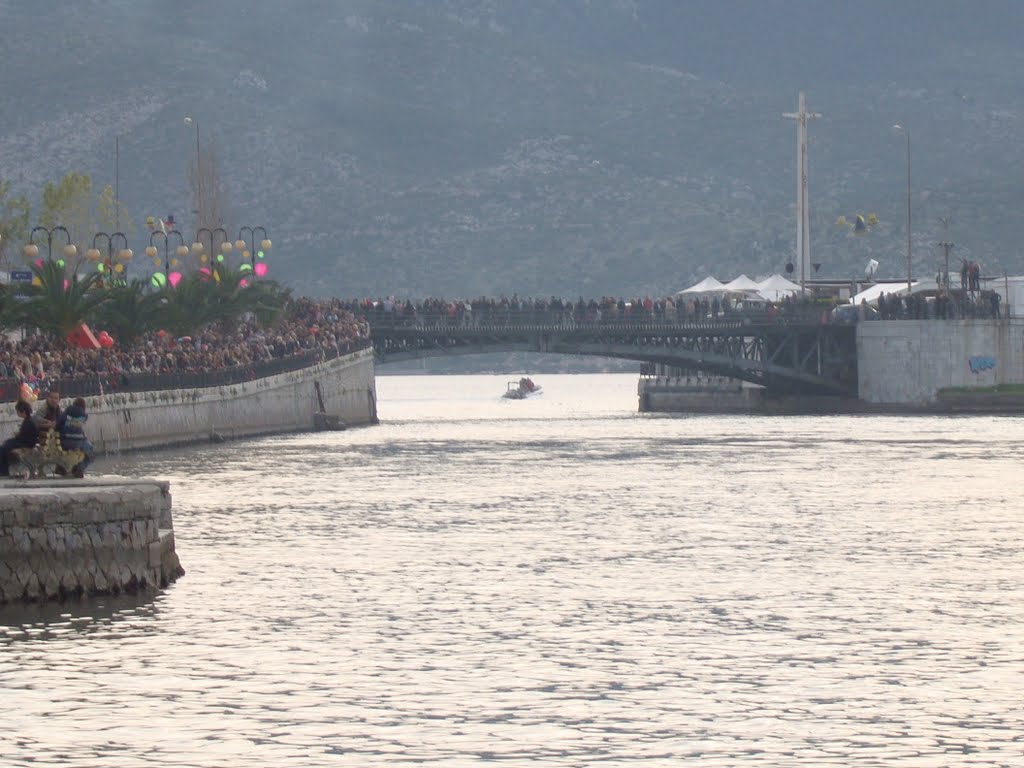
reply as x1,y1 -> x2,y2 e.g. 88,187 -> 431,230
0,298 -> 370,398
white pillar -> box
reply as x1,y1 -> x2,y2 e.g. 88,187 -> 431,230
783,92 -> 821,291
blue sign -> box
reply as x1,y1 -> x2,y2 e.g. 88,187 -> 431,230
10,269 -> 33,284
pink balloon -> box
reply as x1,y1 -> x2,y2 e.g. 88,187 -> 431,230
239,278 -> 250,288
254,262 -> 268,277
63,279 -> 69,291
168,271 -> 182,287
198,267 -> 212,281
35,258 -> 43,267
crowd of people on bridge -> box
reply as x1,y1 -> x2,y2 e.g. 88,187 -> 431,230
341,292 -> 827,327
875,289 -> 1001,320
0,297 -> 370,397
1,283 -> 1008,398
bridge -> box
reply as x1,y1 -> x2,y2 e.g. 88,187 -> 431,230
360,308 -> 858,397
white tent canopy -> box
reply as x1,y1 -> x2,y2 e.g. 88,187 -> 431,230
722,274 -> 762,292
677,276 -> 726,295
756,273 -> 802,301
849,280 -> 935,305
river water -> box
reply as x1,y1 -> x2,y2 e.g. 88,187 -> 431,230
2,373 -> 1023,767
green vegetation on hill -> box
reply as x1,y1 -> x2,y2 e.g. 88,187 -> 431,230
1,1 -> 1022,300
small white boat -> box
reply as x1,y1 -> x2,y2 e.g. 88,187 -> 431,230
503,377 -> 542,399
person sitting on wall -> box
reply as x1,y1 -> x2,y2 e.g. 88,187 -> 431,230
33,389 -> 62,438
58,396 -> 95,478
0,400 -> 39,478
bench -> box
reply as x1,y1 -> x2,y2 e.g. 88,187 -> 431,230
10,429 -> 86,479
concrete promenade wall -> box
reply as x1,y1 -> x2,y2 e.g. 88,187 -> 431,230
0,478 -> 183,604
857,319 -> 1024,405
1,348 -> 377,452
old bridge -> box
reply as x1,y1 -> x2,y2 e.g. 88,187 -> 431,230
359,308 -> 858,397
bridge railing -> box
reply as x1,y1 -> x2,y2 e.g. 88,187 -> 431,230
359,305 -> 831,331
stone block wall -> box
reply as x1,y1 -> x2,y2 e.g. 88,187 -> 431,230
858,319 -> 1024,404
0,480 -> 183,604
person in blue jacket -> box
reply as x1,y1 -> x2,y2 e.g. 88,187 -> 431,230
58,397 -> 95,478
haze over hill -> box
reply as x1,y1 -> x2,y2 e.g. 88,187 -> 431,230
1,0 -> 1022,299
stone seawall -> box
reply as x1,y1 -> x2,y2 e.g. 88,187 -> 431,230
858,319 -> 1024,405
1,348 -> 377,453
0,479 -> 183,604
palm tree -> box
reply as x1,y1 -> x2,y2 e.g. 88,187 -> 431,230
94,279 -> 163,345
0,281 -> 12,333
235,276 -> 292,327
150,265 -> 292,337
13,260 -> 109,338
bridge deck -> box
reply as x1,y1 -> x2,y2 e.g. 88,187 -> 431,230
361,311 -> 859,398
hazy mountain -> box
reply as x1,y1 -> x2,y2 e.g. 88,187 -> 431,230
1,0 -> 1022,299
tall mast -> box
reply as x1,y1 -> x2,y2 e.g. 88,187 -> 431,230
783,92 -> 821,291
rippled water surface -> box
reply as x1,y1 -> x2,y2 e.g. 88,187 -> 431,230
2,374 -> 1024,766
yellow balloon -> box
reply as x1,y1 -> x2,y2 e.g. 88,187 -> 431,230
32,276 -> 42,286
114,263 -> 124,273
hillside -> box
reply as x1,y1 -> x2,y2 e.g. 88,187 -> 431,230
1,0 -> 1023,299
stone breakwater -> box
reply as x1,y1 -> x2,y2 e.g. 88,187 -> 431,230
0,478 -> 183,604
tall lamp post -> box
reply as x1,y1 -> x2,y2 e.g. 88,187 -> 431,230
184,116 -> 202,229
193,227 -> 231,271
235,226 -> 272,275
88,232 -> 133,283
24,226 -> 77,266
893,124 -> 912,294
146,229 -> 188,282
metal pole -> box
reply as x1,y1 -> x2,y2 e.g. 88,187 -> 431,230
905,130 -> 912,294
938,241 -> 953,302
195,121 -> 202,227
115,136 -> 120,232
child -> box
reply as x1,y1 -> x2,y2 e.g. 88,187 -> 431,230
58,397 -> 95,478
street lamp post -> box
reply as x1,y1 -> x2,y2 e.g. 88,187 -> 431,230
146,229 -> 188,276
893,124 -> 912,293
194,227 -> 232,271
88,232 -> 133,283
24,226 -> 77,265
184,117 -> 202,229
236,226 -> 272,274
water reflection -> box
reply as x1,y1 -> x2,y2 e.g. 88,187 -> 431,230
1,375 -> 1023,766
0,593 -> 162,644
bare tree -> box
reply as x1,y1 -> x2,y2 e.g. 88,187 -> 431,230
188,135 -> 231,238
